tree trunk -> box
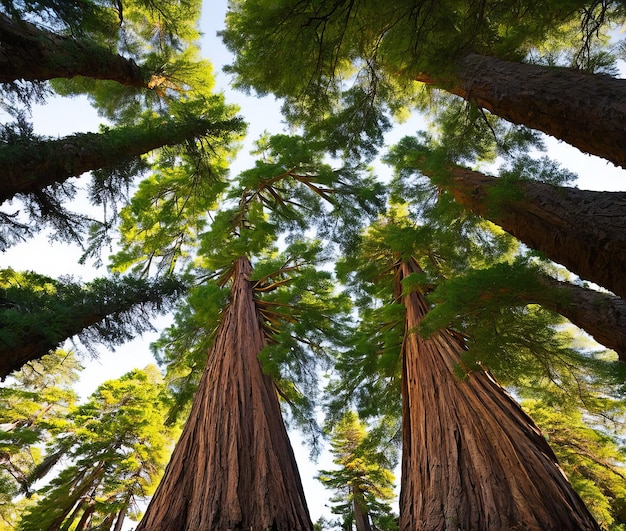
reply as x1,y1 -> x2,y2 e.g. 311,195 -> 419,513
398,257 -> 600,530
529,274 -> 626,362
0,117 -> 239,204
0,276 -> 186,378
113,504 -> 127,531
352,487 -> 374,531
74,499 -> 95,530
0,13 -> 148,86
136,257 -> 312,530
416,53 -> 626,168
433,166 -> 626,300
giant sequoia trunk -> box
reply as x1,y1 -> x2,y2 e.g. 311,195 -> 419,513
398,257 -> 600,530
430,166 -> 626,300
136,257 -> 312,530
0,13 -> 148,86
0,117 -> 239,204
416,53 -> 626,168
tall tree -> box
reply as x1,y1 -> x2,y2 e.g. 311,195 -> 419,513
223,0 -> 626,167
136,256 -> 314,530
0,13 -> 147,86
0,0 -> 243,251
521,399 -> 626,530
118,134 -> 375,529
0,113 -> 241,206
385,136 -> 626,356
318,411 -> 398,531
332,209 -> 622,529
17,365 -> 176,531
0,350 -> 80,526
396,256 -> 599,530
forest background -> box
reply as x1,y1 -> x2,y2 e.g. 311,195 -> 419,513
1,0 -> 626,529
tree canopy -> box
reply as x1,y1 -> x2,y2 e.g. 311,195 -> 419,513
1,0 -> 626,529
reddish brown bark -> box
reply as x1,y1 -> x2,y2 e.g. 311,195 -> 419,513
136,257 -> 312,530
398,257 -> 600,530
0,13 -> 147,86
416,53 -> 626,168
435,166 -> 626,300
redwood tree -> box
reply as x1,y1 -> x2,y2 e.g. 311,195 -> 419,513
331,211 -> 622,528
117,134 -> 372,528
385,136 -> 626,354
136,257 -> 313,530
425,162 -> 626,300
397,256 -> 600,530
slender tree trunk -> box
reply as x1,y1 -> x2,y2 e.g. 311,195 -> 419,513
0,117 -> 240,204
113,504 -> 127,531
430,165 -> 626,300
74,499 -> 95,530
398,257 -> 600,530
0,13 -> 148,86
136,257 -> 312,530
416,53 -> 626,168
41,466 -> 103,531
352,487 -> 374,531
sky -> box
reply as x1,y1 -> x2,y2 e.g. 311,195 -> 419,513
2,0 -> 626,527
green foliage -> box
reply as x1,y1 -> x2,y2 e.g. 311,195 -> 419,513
0,350 -> 81,526
318,411 -> 398,530
223,0 -> 606,148
0,269 -> 187,365
17,366 -> 177,531
522,400 -> 626,530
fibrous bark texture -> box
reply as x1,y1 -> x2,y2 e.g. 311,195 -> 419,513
136,257 -> 312,530
443,167 -> 626,300
398,258 -> 600,530
0,13 -> 146,85
417,53 -> 626,168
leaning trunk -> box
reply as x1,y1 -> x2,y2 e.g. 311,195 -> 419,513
136,257 -> 312,530
0,117 -> 239,204
416,53 -> 626,168
0,276 -> 186,377
0,13 -> 147,86
398,257 -> 600,530
433,166 -> 626,300
529,274 -> 626,362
